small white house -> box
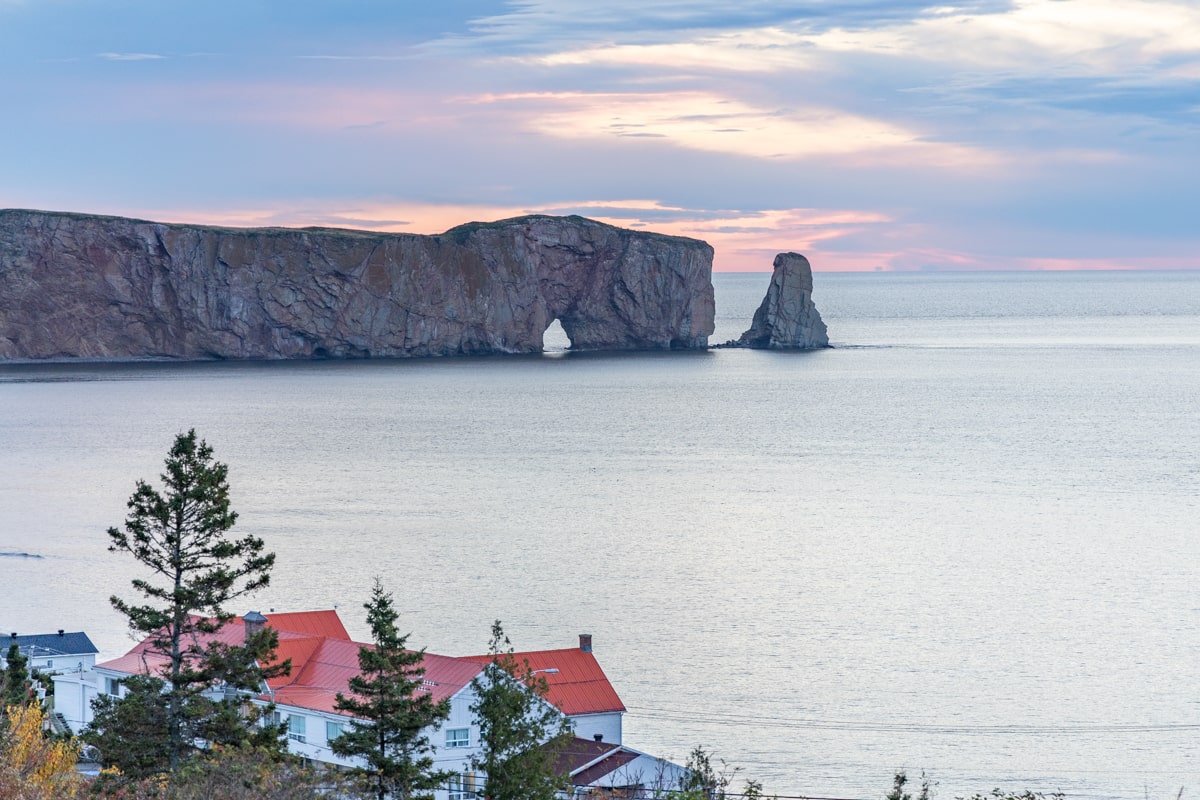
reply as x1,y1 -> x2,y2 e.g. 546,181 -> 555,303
3,630 -> 98,675
554,737 -> 693,797
5,630 -> 100,726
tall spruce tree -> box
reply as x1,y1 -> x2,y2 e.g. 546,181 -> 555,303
2,643 -> 31,709
97,429 -> 285,774
332,579 -> 452,800
469,621 -> 572,800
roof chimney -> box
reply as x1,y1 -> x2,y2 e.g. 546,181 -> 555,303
579,633 -> 592,653
593,733 -> 603,742
58,629 -> 64,637
243,611 -> 267,642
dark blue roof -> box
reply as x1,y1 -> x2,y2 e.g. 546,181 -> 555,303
4,631 -> 98,658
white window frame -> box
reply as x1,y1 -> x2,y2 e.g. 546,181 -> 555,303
105,677 -> 122,696
449,772 -> 477,800
445,727 -> 470,748
288,714 -> 307,743
326,720 -> 346,742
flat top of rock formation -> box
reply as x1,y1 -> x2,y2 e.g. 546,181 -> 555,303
0,207 -> 718,361
0,208 -> 707,248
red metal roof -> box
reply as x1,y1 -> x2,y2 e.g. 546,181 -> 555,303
94,614 -> 624,722
268,638 -> 484,715
95,611 -> 346,676
461,647 -> 626,716
95,610 -> 486,718
262,610 -> 350,641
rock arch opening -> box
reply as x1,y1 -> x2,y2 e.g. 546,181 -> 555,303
542,318 -> 572,352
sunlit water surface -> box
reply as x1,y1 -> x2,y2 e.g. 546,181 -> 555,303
2,271 -> 1198,800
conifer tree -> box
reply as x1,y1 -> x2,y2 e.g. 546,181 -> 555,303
469,621 -> 572,800
83,675 -> 173,780
1,643 -> 30,709
97,429 -> 285,774
332,579 -> 452,800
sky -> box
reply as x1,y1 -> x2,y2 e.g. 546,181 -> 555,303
1,0 -> 1197,271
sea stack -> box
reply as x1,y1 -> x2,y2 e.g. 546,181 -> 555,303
0,210 -> 715,361
737,252 -> 829,349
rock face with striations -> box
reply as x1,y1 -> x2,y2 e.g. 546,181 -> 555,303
737,252 -> 829,349
0,209 -> 715,360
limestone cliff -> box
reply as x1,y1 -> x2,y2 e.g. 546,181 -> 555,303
0,210 -> 715,360
737,252 -> 829,349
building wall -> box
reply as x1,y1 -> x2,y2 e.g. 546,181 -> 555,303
50,671 -> 101,733
567,711 -> 623,745
27,653 -> 97,674
2,651 -> 97,675
270,689 -> 484,800
597,753 -> 690,793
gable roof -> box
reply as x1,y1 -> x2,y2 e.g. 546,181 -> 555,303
461,647 -> 626,716
94,611 -> 349,678
5,631 -> 98,659
551,737 -> 642,786
93,612 -> 625,721
260,610 -> 349,640
94,610 -> 486,718
267,637 -> 483,715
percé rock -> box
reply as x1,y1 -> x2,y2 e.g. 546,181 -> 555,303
0,209 -> 715,361
737,252 -> 829,349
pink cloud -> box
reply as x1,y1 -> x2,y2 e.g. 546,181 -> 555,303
41,199 -> 1200,274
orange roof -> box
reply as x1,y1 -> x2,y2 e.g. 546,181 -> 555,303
262,610 -> 350,640
268,637 -> 484,715
96,610 -> 486,718
93,613 -> 624,721
461,647 -> 626,716
96,611 -> 346,676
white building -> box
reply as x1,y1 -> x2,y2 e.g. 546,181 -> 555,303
3,630 -> 99,675
4,630 -> 100,726
55,611 -> 684,799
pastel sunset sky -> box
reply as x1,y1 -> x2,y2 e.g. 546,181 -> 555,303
2,0 -> 1197,271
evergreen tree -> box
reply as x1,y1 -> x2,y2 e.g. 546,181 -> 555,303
332,579 -> 452,800
84,675 -> 173,780
469,620 -> 572,800
97,429 -> 285,774
1,643 -> 30,709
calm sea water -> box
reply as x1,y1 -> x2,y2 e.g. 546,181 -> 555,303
2,270 -> 1198,799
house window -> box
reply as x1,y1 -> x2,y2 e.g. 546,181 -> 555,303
46,660 -> 54,669
449,772 -> 477,800
326,720 -> 346,742
288,714 -> 307,743
445,727 -> 470,748
105,677 -> 122,696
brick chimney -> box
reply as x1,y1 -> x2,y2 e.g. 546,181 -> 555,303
243,611 -> 267,642
579,633 -> 592,653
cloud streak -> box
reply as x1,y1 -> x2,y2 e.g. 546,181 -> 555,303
1,0 -> 1197,270
97,52 -> 165,61
473,90 -> 998,167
